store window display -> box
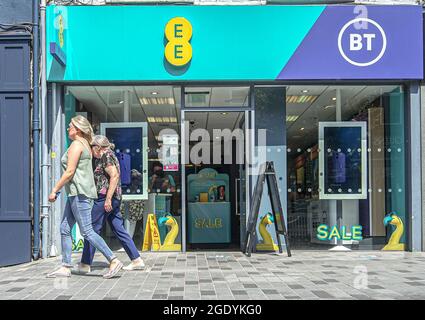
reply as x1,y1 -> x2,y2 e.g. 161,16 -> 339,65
65,85 -> 183,252
286,85 -> 406,250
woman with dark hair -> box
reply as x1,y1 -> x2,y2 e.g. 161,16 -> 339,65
74,135 -> 145,274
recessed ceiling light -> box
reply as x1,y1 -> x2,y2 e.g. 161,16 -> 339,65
286,115 -> 299,122
332,97 -> 337,101
140,97 -> 175,105
151,92 -> 159,95
147,116 -> 177,123
119,100 -> 124,104
300,127 -> 305,131
286,95 -> 318,104
221,112 -> 228,115
302,90 -> 309,93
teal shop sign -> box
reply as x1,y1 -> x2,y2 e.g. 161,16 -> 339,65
46,5 -> 324,81
46,5 -> 423,81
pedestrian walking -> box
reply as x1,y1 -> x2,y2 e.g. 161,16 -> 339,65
47,116 -> 123,279
74,135 -> 146,274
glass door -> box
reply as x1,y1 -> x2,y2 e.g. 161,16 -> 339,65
181,109 -> 253,251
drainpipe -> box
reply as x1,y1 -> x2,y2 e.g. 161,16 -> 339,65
40,0 -> 50,259
32,0 -> 41,260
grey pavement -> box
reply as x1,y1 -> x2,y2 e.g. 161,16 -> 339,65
1,251 -> 425,300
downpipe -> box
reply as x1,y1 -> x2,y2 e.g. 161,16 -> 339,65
40,0 -> 50,259
32,0 -> 41,260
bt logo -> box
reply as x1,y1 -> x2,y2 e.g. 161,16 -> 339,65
165,17 -> 192,67
338,18 -> 387,67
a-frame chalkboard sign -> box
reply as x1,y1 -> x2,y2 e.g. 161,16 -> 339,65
243,161 -> 291,257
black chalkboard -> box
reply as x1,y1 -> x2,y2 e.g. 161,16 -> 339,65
243,161 -> 291,257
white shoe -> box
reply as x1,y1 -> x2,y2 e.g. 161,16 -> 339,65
47,267 -> 71,278
123,259 -> 146,271
72,263 -> 91,275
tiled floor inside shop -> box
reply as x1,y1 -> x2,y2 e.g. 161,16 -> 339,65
1,251 -> 425,300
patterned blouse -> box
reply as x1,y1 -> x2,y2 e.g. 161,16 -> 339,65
94,149 -> 122,200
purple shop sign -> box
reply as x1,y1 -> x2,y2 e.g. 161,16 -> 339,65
278,5 -> 423,80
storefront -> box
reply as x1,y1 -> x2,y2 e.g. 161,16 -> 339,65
45,4 -> 423,254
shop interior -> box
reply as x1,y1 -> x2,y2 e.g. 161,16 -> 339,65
65,85 -> 250,251
285,85 -> 406,250
184,110 -> 247,250
65,84 -> 406,252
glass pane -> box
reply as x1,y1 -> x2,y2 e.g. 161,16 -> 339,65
65,85 -> 182,252
286,85 -> 406,250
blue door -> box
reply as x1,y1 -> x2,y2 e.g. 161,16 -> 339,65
0,36 -> 31,267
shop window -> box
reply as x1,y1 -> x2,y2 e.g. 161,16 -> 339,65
65,85 -> 183,253
285,85 -> 406,250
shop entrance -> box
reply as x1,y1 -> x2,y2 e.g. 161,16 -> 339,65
182,110 -> 251,251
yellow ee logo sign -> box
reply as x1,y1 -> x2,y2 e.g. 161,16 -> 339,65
165,17 -> 192,67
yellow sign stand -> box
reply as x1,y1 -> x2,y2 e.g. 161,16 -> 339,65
142,214 -> 162,251
159,215 -> 181,252
256,213 -> 279,251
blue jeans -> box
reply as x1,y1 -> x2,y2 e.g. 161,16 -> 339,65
81,196 -> 140,266
60,195 -> 116,267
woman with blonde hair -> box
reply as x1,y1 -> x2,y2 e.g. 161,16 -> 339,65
47,115 -> 123,279
74,134 -> 145,273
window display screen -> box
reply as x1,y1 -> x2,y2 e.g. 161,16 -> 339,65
101,123 -> 148,200
319,122 -> 367,200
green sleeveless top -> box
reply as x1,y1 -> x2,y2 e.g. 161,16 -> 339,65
61,141 -> 97,199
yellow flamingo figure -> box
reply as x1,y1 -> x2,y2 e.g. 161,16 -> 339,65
382,212 -> 405,251
256,212 -> 279,251
158,213 -> 181,251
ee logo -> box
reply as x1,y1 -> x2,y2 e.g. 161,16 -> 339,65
338,18 -> 387,67
165,17 -> 192,67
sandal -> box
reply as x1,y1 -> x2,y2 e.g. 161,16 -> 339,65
103,260 -> 123,279
47,267 -> 71,278
72,263 -> 91,275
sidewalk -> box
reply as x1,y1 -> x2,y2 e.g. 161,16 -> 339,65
0,251 -> 425,300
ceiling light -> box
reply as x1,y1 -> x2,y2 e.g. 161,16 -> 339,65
332,97 -> 337,101
286,115 -> 299,122
221,112 -> 228,115
147,116 -> 177,123
119,100 -> 124,104
151,91 -> 159,95
300,127 -> 305,131
302,90 -> 309,93
139,97 -> 175,105
286,95 -> 318,104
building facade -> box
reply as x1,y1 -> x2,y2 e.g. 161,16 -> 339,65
1,0 -> 424,267
43,1 -> 424,256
